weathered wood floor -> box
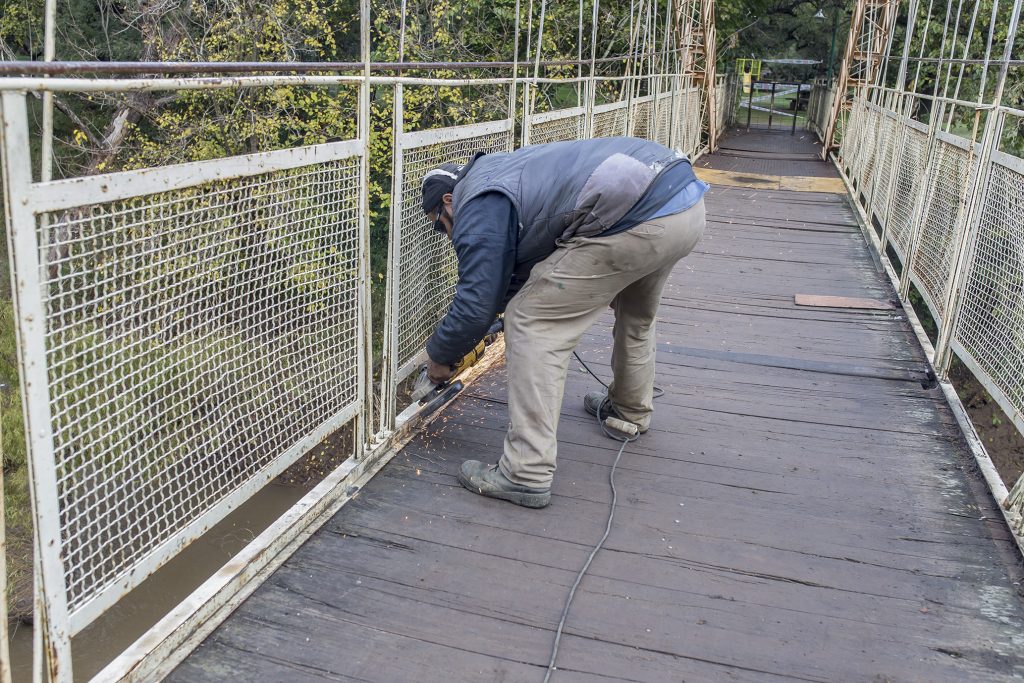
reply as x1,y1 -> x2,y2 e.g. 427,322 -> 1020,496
170,129 -> 1024,682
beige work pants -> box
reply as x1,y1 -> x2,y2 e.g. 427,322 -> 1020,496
499,199 -> 706,488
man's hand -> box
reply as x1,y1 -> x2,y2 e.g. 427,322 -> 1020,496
426,357 -> 456,385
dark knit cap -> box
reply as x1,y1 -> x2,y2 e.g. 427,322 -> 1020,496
421,162 -> 463,213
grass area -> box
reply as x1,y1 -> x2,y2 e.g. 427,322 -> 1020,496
0,247 -> 33,622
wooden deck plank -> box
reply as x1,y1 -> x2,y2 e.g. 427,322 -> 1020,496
170,129 -> 1024,682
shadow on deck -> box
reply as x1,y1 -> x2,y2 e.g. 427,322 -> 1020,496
171,128 -> 1024,682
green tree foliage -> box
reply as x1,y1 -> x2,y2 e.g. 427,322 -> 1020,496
0,0 -> 621,621
718,0 -> 851,81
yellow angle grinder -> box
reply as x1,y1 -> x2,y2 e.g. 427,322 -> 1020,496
409,318 -> 502,413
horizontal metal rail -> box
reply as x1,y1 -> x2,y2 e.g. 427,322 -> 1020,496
0,72 -> 679,93
0,49 -> 689,76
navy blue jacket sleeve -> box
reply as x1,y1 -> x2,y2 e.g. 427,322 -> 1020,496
426,192 -> 517,366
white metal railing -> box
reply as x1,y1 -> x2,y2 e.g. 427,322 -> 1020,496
524,105 -> 587,145
0,84 -> 371,675
807,81 -> 837,140
834,90 -> 1024,539
0,69 -> 715,681
592,99 -> 629,138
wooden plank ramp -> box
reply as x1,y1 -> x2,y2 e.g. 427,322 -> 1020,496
169,128 -> 1024,683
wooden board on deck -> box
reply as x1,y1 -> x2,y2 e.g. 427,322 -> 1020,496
795,293 -> 897,310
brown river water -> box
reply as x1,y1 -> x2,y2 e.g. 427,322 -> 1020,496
9,482 -> 307,681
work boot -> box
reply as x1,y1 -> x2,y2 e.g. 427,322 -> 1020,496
458,460 -> 551,508
583,390 -> 648,433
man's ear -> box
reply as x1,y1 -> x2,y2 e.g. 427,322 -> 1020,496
442,192 -> 454,208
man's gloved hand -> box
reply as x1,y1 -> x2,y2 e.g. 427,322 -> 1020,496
426,357 -> 456,385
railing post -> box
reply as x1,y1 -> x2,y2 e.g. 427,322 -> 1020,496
585,76 -> 596,140
745,80 -> 753,130
933,110 -> 1004,377
625,75 -> 635,135
667,73 -> 677,149
358,0 -> 374,449
791,84 -> 800,134
0,91 -> 74,683
379,83 -> 404,434
523,80 -> 534,145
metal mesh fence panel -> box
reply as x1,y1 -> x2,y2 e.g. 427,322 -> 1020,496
393,121 -> 514,380
838,101 -> 860,173
910,138 -> 974,319
527,108 -> 586,145
869,111 -> 899,223
953,157 -> 1024,431
36,150 -> 364,620
672,89 -> 701,158
841,99 -> 870,182
809,84 -> 834,138
857,108 -> 882,197
886,125 -> 929,262
691,89 -> 704,155
655,93 -> 673,146
714,79 -> 732,134
592,101 -> 628,138
673,90 -> 687,150
630,96 -> 654,140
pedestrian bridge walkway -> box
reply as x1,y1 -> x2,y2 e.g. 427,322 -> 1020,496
170,129 -> 1024,682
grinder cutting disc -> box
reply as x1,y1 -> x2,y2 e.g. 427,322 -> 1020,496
410,367 -> 439,403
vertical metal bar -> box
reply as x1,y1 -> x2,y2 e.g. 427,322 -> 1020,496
877,0 -> 921,252
0,91 -> 73,683
668,73 -> 680,149
510,0 -> 522,140
585,0 -> 600,139
946,0 -> 982,129
791,84 -> 800,134
522,80 -> 533,144
912,0 -> 938,89
976,0 -> 1001,109
532,0 -> 547,89
380,83 -> 404,434
578,0 -> 585,108
525,0 -> 547,145
768,81 -> 777,129
650,0 -> 662,143
358,0 -> 373,446
746,80 -> 753,130
523,0 -> 535,142
649,0 -> 656,87
41,0 -> 56,183
939,0 -> 966,107
622,0 -> 636,101
378,0 -> 409,434
703,0 -> 718,151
